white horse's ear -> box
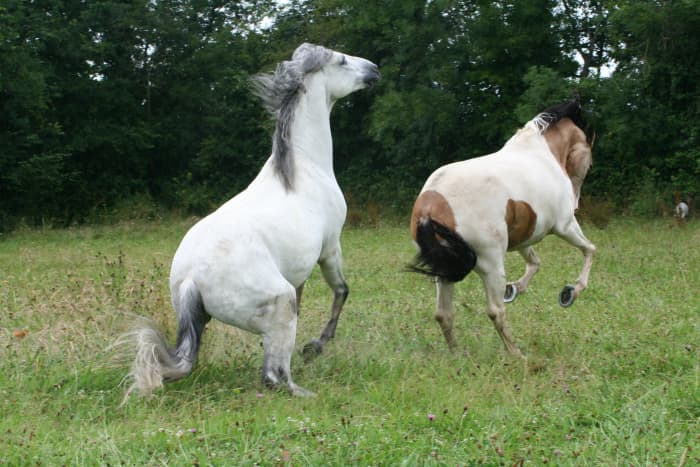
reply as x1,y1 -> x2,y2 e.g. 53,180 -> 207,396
292,43 -> 333,75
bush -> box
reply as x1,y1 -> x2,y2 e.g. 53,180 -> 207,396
577,196 -> 615,229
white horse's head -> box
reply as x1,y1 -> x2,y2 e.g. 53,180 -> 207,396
251,43 -> 380,190
293,44 -> 381,101
253,43 -> 379,116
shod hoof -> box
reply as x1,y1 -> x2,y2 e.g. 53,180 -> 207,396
559,285 -> 576,307
302,339 -> 323,361
504,283 -> 518,303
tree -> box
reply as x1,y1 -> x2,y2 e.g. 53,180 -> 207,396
0,1 -> 75,226
595,0 -> 700,204
3,0 -> 700,227
558,0 -> 614,79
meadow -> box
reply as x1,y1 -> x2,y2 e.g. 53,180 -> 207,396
1,216 -> 698,465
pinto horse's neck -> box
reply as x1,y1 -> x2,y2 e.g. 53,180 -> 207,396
542,118 -> 592,208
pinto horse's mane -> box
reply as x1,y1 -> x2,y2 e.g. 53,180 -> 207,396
528,98 -> 592,143
251,43 -> 334,191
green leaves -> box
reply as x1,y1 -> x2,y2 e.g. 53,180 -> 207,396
3,0 -> 700,228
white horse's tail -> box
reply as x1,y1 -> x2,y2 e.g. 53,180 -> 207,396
114,278 -> 209,404
408,218 -> 477,283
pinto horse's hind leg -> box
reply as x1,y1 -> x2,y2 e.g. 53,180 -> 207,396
478,256 -> 524,358
555,220 -> 596,307
505,247 -> 541,303
435,278 -> 458,351
303,248 -> 349,358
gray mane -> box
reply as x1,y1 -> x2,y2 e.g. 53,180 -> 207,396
251,43 -> 334,191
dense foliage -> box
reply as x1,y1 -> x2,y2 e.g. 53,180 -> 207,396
2,0 -> 699,229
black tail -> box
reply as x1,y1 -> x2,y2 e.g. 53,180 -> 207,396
407,218 -> 477,283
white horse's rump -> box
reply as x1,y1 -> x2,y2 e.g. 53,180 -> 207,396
409,99 -> 595,357
121,43 -> 379,400
675,201 -> 689,220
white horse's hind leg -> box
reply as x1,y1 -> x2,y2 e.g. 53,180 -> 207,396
303,248 -> 348,357
555,219 -> 596,306
478,256 -> 523,358
435,278 -> 458,351
259,288 -> 314,397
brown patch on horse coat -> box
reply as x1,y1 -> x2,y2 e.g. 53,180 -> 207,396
543,119 -> 593,206
410,190 -> 456,240
505,199 -> 537,249
544,120 -> 592,178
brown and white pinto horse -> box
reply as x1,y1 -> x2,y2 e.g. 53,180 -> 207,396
409,99 -> 595,357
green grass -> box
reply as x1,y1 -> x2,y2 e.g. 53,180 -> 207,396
1,217 -> 698,465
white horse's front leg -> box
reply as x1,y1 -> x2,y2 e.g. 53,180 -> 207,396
303,246 -> 348,358
505,247 -> 541,303
556,219 -> 596,307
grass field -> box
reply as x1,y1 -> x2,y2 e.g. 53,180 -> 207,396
1,217 -> 698,465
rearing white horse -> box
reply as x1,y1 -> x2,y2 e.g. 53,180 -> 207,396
122,43 -> 379,398
409,99 -> 595,357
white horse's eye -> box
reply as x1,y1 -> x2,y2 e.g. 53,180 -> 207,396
340,55 -> 347,65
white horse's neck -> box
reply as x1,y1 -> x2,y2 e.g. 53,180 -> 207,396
289,76 -> 335,179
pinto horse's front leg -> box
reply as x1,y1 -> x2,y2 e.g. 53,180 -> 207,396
556,219 -> 596,307
302,247 -> 349,359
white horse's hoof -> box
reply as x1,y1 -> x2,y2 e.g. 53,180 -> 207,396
290,384 -> 316,397
559,285 -> 576,307
302,339 -> 323,360
504,283 -> 518,303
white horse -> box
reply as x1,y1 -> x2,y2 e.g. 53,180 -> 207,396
674,192 -> 690,221
409,99 -> 595,357
122,43 -> 380,398
675,201 -> 689,220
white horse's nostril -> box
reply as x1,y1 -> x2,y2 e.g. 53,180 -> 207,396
364,66 -> 381,85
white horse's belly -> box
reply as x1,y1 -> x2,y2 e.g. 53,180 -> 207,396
169,189 -> 340,331
190,249 -> 295,332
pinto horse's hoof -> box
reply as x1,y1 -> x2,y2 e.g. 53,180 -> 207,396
302,339 -> 323,361
559,285 -> 576,307
504,283 -> 518,303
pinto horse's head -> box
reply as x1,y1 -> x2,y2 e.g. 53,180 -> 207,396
535,99 -> 593,209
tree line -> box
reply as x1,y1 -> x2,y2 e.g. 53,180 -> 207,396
2,0 -> 699,230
